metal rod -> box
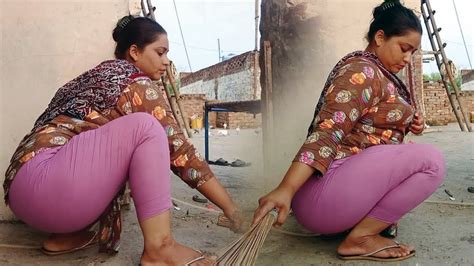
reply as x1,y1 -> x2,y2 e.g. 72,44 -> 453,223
452,0 -> 472,69
205,105 -> 209,161
172,0 -> 192,72
217,38 -> 221,62
254,0 -> 259,51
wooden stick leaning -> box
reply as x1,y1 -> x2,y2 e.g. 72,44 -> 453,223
165,66 -> 193,138
140,0 -> 193,137
161,75 -> 190,138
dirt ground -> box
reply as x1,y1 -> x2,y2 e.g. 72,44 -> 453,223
0,123 -> 472,265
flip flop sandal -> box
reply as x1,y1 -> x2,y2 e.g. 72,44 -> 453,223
338,241 -> 415,262
192,195 -> 209,203
185,250 -> 216,266
230,159 -> 251,167
41,231 -> 99,256
380,223 -> 398,238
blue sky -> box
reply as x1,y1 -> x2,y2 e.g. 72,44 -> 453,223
153,0 -> 472,74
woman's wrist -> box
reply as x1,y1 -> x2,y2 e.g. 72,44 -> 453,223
197,176 -> 237,215
222,201 -> 238,216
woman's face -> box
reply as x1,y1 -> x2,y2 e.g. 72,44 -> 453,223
372,30 -> 421,73
129,33 -> 170,80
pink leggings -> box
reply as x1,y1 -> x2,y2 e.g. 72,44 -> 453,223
292,143 -> 445,234
9,113 -> 172,233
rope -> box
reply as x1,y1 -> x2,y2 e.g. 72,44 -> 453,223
172,0 -> 193,72
424,199 -> 474,207
0,244 -> 40,249
0,197 -> 471,250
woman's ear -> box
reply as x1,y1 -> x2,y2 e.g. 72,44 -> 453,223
128,44 -> 140,62
374,29 -> 385,47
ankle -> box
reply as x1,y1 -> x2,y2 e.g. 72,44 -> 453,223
347,225 -> 386,240
143,234 -> 176,258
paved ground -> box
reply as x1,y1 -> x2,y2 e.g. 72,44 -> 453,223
0,123 -> 472,265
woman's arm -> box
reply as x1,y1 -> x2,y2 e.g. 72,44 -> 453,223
253,60 -> 384,226
253,162 -> 314,226
197,178 -> 242,232
116,79 -> 241,229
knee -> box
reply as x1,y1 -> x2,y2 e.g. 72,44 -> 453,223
417,144 -> 446,183
128,112 -> 166,138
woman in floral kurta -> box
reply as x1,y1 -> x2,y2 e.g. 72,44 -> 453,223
253,1 -> 445,262
4,16 -> 239,265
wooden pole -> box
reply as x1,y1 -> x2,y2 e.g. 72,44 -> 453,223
161,76 -> 190,138
263,40 -> 274,176
263,41 -> 273,132
254,0 -> 259,51
420,1 -> 469,131
142,0 -> 194,137
146,0 -> 156,20
166,66 -> 193,138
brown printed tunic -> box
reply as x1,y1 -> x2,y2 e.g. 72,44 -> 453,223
4,79 -> 211,195
3,60 -> 212,252
293,55 -> 415,175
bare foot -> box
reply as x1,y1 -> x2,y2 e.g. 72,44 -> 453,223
42,230 -> 97,252
141,237 -> 215,266
337,234 -> 414,259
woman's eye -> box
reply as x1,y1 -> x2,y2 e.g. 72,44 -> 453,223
401,45 -> 411,53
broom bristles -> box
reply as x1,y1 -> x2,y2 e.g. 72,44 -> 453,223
217,210 -> 277,265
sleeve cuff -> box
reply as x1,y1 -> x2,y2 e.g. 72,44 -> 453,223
293,150 -> 330,176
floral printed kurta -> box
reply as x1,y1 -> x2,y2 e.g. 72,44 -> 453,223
294,55 -> 415,176
4,60 -> 211,252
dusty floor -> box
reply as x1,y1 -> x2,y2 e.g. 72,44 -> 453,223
0,123 -> 472,265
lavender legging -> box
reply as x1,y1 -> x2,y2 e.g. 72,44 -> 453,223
292,143 -> 445,234
9,113 -> 172,233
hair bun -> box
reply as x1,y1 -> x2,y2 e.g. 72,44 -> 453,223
373,0 -> 402,19
112,15 -> 135,42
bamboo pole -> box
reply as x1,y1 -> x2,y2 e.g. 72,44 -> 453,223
161,76 -> 190,138
166,66 -> 193,138
141,0 -> 193,137
420,1 -> 469,131
262,41 -> 274,176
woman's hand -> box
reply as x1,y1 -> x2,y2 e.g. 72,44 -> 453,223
197,177 -> 240,227
223,208 -> 245,233
409,112 -> 424,135
252,186 -> 294,228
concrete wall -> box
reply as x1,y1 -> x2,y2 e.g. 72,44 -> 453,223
259,0 -> 419,183
180,51 -> 261,101
0,0 -> 129,220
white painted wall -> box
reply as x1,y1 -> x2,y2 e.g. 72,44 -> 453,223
0,0 -> 129,220
180,68 -> 260,101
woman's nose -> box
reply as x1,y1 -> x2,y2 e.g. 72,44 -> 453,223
403,53 -> 412,64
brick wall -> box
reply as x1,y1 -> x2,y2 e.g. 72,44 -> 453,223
215,112 -> 262,129
181,94 -> 205,120
423,81 -> 474,125
180,94 -> 218,128
177,51 -> 262,129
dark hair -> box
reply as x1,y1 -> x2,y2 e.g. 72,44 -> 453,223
366,0 -> 422,43
112,16 -> 167,59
